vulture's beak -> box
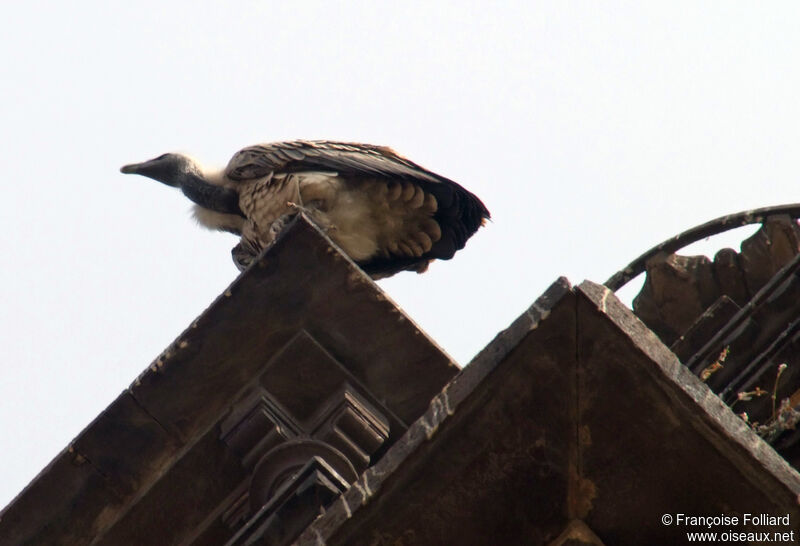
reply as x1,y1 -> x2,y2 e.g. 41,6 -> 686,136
119,156 -> 180,187
120,162 -> 143,174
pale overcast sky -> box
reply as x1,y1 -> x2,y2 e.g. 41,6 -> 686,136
2,2 -> 800,508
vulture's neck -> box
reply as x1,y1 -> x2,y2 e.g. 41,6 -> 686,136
178,171 -> 243,217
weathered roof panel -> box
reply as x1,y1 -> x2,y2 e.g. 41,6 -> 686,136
296,280 -> 800,545
0,215 -> 458,545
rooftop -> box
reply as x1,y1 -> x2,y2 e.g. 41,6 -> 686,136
3,212 -> 800,545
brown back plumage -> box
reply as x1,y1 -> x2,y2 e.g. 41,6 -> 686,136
226,141 -> 490,277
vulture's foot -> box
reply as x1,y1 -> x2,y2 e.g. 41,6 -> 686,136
264,213 -> 297,242
231,242 -> 254,272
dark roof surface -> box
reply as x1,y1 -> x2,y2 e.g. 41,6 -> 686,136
296,279 -> 800,545
0,215 -> 458,545
5,215 -> 800,545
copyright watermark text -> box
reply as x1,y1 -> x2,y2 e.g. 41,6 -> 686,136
661,513 -> 795,543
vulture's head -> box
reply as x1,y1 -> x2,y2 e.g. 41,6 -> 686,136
120,153 -> 199,187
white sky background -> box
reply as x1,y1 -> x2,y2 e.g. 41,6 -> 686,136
2,1 -> 800,508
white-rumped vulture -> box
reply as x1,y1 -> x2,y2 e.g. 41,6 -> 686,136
121,140 -> 490,278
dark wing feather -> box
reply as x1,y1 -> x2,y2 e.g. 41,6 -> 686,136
226,140 -> 490,274
227,140 -> 450,183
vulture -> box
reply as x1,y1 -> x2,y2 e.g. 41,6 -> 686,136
121,140 -> 489,278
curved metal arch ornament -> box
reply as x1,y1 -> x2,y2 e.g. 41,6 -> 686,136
604,203 -> 800,292
603,202 -> 800,463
